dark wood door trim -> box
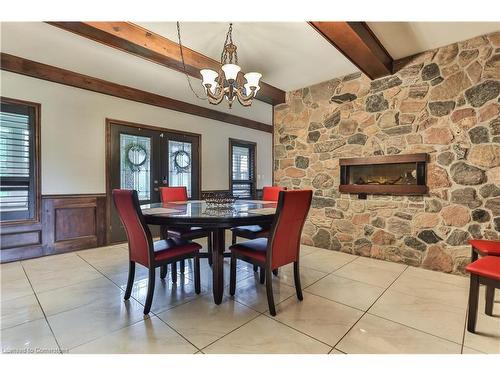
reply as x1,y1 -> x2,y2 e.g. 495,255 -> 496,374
105,118 -> 202,243
308,22 -> 393,80
46,22 -> 286,106
1,53 -> 272,134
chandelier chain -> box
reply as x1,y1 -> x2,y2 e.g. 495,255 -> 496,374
176,21 -> 207,100
220,23 -> 238,65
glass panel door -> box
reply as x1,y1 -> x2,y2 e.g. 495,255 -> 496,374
161,132 -> 200,200
109,124 -> 159,243
167,140 -> 192,197
108,122 -> 200,243
120,133 -> 152,201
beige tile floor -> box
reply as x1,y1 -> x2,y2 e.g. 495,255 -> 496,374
1,239 -> 499,354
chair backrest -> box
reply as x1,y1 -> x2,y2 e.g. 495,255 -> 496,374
267,190 -> 312,269
262,186 -> 286,202
112,189 -> 152,267
160,186 -> 188,203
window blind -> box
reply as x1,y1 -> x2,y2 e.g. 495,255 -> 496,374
0,104 -> 34,221
231,143 -> 254,198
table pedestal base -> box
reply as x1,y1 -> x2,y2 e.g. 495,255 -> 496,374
211,228 -> 226,304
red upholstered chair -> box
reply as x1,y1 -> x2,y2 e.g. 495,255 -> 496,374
159,187 -> 213,273
112,189 -> 201,315
231,186 -> 286,243
465,256 -> 500,333
468,239 -> 500,324
231,186 -> 286,277
229,189 -> 312,316
469,239 -> 500,261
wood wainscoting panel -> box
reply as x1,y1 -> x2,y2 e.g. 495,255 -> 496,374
0,194 -> 107,263
0,222 -> 44,262
43,195 -> 107,254
54,206 -> 97,242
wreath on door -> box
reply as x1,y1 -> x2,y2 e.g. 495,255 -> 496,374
172,149 -> 191,173
124,143 -> 149,172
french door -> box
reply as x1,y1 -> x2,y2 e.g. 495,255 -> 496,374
108,120 -> 200,243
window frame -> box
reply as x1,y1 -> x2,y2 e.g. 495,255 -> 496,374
229,138 -> 257,199
0,97 -> 41,225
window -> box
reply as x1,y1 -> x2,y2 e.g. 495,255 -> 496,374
229,139 -> 256,198
0,98 -> 40,222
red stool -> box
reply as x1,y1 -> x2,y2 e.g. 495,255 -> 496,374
465,256 -> 500,333
469,239 -> 500,261
469,239 -> 500,322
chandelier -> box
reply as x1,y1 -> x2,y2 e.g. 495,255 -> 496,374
200,23 -> 262,108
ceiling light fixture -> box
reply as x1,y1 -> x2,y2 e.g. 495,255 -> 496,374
200,23 -> 262,108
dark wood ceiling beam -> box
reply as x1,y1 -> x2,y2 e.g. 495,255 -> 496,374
308,22 -> 393,80
1,53 -> 272,133
46,21 -> 286,106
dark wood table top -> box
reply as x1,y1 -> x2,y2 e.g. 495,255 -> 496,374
141,199 -> 277,228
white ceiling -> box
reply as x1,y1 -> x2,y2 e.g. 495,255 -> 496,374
368,22 -> 500,59
0,22 -> 273,124
137,22 -> 359,92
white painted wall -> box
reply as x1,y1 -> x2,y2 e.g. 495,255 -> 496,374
1,71 -> 273,195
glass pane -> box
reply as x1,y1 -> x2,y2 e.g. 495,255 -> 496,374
348,163 -> 418,185
0,108 -> 31,219
120,133 -> 151,201
168,140 -> 192,198
232,145 -> 250,180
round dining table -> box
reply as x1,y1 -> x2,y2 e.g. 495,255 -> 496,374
141,199 -> 277,304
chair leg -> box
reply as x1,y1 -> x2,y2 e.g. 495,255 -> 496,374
194,255 -> 201,294
180,260 -> 186,274
232,231 -> 237,245
293,261 -> 303,301
171,262 -> 177,283
229,254 -> 237,296
266,268 -> 276,316
259,267 -> 265,284
485,285 -> 495,316
144,268 -> 156,315
253,264 -> 258,272
272,269 -> 279,276
207,232 -> 213,267
467,274 -> 480,333
124,261 -> 135,300
471,247 -> 479,262
160,265 -> 168,279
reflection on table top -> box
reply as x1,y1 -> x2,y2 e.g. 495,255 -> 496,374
141,199 -> 277,219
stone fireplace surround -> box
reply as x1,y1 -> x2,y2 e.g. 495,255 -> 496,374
274,31 -> 500,274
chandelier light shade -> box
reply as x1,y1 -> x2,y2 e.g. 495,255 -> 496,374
200,23 -> 262,108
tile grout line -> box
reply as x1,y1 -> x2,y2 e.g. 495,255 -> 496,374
72,253 -> 211,352
19,262 -> 63,354
330,264 -> 409,352
197,312 -> 265,352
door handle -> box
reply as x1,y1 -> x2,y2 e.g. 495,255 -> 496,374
154,187 -> 159,192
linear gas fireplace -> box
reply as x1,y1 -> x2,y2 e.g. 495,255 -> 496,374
339,153 -> 428,198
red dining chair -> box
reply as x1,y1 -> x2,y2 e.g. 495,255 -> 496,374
231,186 -> 286,244
229,189 -> 312,316
468,239 -> 500,324
465,256 -> 500,333
113,189 -> 201,315
469,239 -> 500,261
159,186 -> 213,275
231,186 -> 286,278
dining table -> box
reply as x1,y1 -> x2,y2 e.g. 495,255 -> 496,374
141,199 -> 277,304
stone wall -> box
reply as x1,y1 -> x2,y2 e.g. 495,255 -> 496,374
274,31 -> 500,274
